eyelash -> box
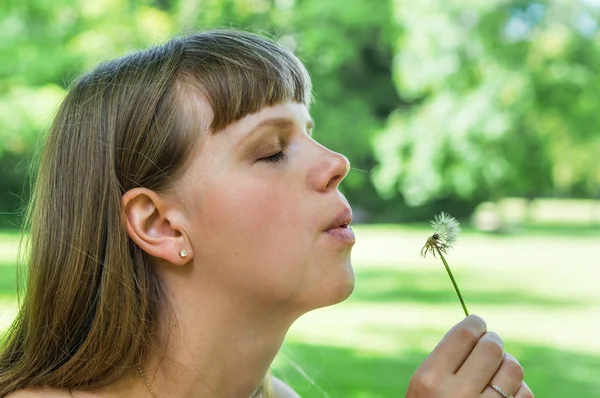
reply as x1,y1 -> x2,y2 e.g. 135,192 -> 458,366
260,151 -> 287,163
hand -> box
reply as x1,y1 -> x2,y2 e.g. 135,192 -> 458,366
406,315 -> 534,398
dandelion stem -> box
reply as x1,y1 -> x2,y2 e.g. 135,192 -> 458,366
435,248 -> 469,317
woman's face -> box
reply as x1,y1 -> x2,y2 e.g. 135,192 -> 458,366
175,99 -> 355,312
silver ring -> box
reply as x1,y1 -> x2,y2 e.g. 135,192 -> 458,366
490,384 -> 514,398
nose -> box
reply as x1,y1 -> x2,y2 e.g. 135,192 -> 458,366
308,147 -> 350,192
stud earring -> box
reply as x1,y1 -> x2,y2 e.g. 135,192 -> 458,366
179,249 -> 188,258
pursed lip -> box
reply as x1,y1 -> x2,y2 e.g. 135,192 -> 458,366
324,207 -> 353,231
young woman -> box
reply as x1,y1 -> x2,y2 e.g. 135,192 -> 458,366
0,30 -> 533,398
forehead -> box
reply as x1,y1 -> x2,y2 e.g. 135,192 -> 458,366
205,99 -> 311,141
227,100 -> 312,132
181,85 -> 310,139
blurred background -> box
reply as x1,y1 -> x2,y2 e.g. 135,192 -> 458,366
0,0 -> 599,396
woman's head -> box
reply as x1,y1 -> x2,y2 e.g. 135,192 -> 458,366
141,99 -> 355,309
0,29 -> 354,395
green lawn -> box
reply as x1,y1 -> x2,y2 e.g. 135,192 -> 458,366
1,226 -> 599,397
274,225 -> 600,397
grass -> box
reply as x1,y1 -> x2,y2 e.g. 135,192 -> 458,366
1,225 -> 599,397
273,225 -> 600,397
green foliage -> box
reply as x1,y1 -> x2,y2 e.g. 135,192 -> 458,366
0,0 -> 179,227
373,0 -> 600,210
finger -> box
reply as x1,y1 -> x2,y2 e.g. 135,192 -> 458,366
486,353 -> 523,395
457,331 -> 504,393
421,314 -> 487,374
482,384 -> 513,398
514,381 -> 534,398
482,381 -> 533,398
481,353 -> 524,398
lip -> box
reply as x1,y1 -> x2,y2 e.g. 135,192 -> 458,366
324,225 -> 355,244
323,206 -> 355,244
324,207 -> 353,231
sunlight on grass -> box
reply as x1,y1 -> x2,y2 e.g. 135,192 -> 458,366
0,231 -> 20,262
275,225 -> 600,397
0,298 -> 18,333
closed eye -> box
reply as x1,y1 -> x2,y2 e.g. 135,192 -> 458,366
260,151 -> 286,163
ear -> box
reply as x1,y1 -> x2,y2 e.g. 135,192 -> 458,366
121,188 -> 192,266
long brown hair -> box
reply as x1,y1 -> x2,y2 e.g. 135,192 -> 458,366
0,29 -> 311,397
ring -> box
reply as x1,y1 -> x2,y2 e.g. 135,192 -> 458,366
490,384 -> 514,398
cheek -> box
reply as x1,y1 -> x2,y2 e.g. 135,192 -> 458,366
193,178 -> 315,281
207,180 -> 297,234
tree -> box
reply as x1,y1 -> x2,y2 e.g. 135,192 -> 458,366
0,0 -> 178,227
373,0 -> 600,215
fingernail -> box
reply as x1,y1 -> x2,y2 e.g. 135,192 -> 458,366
471,314 -> 487,328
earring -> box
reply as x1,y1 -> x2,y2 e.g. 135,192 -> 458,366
179,249 -> 188,258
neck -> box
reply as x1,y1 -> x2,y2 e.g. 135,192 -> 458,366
141,274 -> 298,398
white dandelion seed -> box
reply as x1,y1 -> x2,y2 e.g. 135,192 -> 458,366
431,211 -> 461,250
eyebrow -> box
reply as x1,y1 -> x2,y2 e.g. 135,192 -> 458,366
242,117 -> 315,143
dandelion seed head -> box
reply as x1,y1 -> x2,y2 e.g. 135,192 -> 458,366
431,211 -> 461,248
421,212 -> 461,257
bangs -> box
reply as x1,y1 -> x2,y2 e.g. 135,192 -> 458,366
179,30 -> 312,132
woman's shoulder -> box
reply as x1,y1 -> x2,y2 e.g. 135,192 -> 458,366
7,379 -> 298,398
5,387 -> 98,398
271,376 -> 300,398
5,388 -> 71,397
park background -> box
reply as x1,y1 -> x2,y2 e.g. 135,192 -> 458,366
1,0 -> 599,396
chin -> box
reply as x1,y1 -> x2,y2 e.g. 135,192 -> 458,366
330,265 -> 356,305
306,260 -> 356,311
